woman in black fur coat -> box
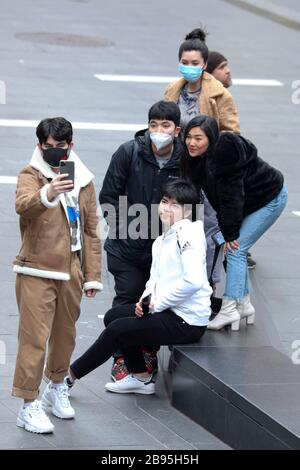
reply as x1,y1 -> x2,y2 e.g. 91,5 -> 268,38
181,115 -> 288,331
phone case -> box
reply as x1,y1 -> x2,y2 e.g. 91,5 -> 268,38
141,294 -> 152,315
59,161 -> 75,183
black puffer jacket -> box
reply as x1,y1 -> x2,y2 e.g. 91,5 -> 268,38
99,130 -> 181,268
199,133 -> 284,241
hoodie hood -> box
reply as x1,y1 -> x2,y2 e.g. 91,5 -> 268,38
30,146 -> 94,188
134,128 -> 148,139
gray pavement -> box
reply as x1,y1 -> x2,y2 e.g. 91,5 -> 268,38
223,0 -> 300,29
0,0 -> 300,450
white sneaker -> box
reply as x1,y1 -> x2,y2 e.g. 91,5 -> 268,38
16,400 -> 54,434
105,374 -> 155,395
41,382 -> 75,419
43,374 -> 74,396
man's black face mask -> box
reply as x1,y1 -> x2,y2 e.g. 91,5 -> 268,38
42,147 -> 69,168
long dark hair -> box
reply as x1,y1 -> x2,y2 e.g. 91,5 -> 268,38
181,116 -> 219,185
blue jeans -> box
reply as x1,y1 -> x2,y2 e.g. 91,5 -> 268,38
224,186 -> 288,300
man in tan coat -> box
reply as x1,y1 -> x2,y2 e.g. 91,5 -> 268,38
12,117 -> 102,434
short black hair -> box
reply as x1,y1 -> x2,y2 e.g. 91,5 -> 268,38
161,178 -> 200,206
148,101 -> 181,127
36,117 -> 73,144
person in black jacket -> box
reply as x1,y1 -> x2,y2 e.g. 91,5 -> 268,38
99,101 -> 182,379
206,49 -> 256,270
181,115 -> 288,331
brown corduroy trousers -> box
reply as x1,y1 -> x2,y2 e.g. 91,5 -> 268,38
12,253 -> 83,400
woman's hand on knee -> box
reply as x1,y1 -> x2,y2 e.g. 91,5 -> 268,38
224,240 -> 240,254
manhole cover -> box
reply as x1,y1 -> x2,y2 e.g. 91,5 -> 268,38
15,32 -> 114,48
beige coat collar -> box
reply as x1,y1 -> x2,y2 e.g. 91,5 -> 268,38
29,146 -> 94,188
165,72 -> 225,100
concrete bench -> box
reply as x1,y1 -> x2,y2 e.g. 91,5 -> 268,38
160,297 -> 300,449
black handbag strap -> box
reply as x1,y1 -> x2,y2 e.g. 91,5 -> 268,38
209,244 -> 221,287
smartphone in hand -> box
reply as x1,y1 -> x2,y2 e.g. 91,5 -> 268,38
141,294 -> 152,316
59,160 -> 75,187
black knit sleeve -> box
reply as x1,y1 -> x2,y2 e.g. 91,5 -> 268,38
210,133 -> 248,241
216,171 -> 245,241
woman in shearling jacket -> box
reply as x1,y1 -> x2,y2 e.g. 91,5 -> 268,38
164,28 -> 240,134
181,115 -> 288,331
164,27 -> 240,291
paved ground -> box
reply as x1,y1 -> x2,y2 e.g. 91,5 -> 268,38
0,0 -> 299,451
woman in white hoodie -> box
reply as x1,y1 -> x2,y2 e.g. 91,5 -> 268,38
69,179 -> 212,395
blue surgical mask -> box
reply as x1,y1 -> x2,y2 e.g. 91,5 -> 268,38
178,64 -> 203,83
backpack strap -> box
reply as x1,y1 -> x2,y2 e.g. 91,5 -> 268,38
209,245 -> 221,287
122,140 -> 139,176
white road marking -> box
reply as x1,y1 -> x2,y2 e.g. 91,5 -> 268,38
0,119 -> 144,131
0,176 -> 17,184
292,211 -> 300,217
97,314 -> 104,319
233,78 -> 283,86
0,80 -> 6,104
0,73 -> 283,131
94,74 -> 283,87
94,74 -> 176,83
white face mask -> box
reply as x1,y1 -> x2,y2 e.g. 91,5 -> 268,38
150,132 -> 173,151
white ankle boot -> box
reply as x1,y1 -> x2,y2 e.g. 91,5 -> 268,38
237,294 -> 255,325
207,298 -> 241,331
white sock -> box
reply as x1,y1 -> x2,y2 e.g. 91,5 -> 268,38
23,401 -> 35,408
50,381 -> 64,389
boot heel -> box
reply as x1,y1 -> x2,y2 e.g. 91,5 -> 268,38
231,319 -> 240,331
246,314 -> 255,325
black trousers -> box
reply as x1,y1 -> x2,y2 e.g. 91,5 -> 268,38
107,252 -> 156,359
107,253 -> 150,307
71,305 -> 206,379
